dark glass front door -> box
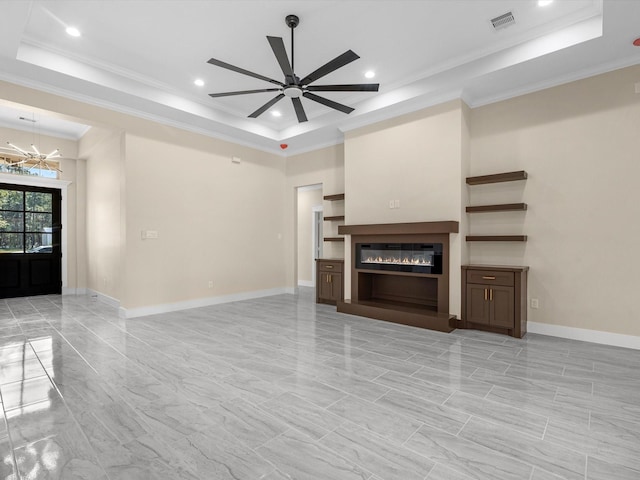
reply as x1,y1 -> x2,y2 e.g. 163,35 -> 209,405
0,183 -> 62,298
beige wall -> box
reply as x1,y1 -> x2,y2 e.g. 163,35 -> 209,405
79,126 -> 124,300
0,125 -> 81,289
297,187 -> 323,285
343,100 -> 468,313
469,64 -> 640,336
121,132 -> 286,309
285,145 -> 345,288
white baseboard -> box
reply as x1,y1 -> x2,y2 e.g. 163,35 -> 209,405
119,287 -> 295,319
62,287 -> 87,295
86,289 -> 121,308
298,280 -> 314,288
528,321 -> 640,350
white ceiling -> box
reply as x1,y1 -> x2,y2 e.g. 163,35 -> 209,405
0,0 -> 638,155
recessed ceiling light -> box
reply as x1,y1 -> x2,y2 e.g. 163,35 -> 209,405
65,26 -> 81,37
538,0 -> 553,6
365,70 -> 376,79
271,111 -> 282,117
194,79 -> 205,87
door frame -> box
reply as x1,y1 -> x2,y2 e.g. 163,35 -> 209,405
311,205 -> 323,287
0,173 -> 71,292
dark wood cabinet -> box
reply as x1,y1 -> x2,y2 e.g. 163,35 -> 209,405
461,265 -> 528,338
316,259 -> 343,305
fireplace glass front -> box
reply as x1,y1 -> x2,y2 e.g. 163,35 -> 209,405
356,243 -> 443,274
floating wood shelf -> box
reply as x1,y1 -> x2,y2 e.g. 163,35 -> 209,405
323,193 -> 345,201
466,203 -> 527,213
339,221 -> 459,236
324,237 -> 345,242
466,235 -> 528,242
466,171 -> 527,185
324,215 -> 345,221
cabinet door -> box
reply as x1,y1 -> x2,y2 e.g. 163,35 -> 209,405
331,273 -> 343,302
490,285 -> 514,328
466,284 -> 490,325
318,273 -> 333,300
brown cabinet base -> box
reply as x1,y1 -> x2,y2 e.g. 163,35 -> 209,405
461,265 -> 528,338
316,259 -> 344,305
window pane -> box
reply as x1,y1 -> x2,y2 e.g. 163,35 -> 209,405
0,190 -> 23,211
25,192 -> 52,212
25,213 -> 52,232
25,233 -> 53,253
25,233 -> 52,253
0,211 -> 23,232
0,233 -> 23,253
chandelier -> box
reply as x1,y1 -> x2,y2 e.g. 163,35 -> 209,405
1,142 -> 62,173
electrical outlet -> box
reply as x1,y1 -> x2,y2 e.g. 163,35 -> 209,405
530,298 -> 539,309
389,200 -> 395,209
208,280 -> 214,288
394,199 -> 400,208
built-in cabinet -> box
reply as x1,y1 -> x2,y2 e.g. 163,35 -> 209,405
316,259 -> 344,305
461,265 -> 528,338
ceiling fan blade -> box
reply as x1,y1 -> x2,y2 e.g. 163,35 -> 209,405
291,97 -> 308,123
303,92 -> 354,114
306,84 -> 379,92
299,50 -> 360,86
209,88 -> 282,98
267,36 -> 295,84
207,57 -> 284,86
248,93 -> 285,118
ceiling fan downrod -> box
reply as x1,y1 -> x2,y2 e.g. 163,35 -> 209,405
285,15 -> 299,77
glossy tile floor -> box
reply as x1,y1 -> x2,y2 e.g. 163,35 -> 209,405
0,288 -> 639,480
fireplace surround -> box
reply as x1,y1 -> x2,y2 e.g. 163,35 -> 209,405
337,221 -> 459,332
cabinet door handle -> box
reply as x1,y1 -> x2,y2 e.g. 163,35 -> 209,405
490,289 -> 493,301
484,288 -> 488,301
482,276 -> 496,280
328,275 -> 332,284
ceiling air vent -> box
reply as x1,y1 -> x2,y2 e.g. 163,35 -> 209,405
491,11 -> 515,30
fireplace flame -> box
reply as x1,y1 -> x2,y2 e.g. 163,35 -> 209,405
363,256 -> 433,266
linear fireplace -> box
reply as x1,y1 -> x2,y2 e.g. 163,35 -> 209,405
356,243 -> 442,274
337,221 -> 459,333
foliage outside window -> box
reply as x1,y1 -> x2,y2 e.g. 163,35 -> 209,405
0,155 -> 59,179
0,188 -> 54,253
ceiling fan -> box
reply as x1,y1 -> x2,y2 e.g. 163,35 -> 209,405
206,14 -> 379,123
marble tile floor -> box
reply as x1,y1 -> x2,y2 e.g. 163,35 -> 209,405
0,288 -> 639,480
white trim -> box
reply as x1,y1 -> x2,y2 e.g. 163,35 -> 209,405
527,322 -> 640,351
86,288 -> 121,308
119,287 -> 294,319
298,280 -> 314,288
62,287 -> 87,295
311,204 -> 323,287
0,173 -> 71,290
297,184 -> 322,192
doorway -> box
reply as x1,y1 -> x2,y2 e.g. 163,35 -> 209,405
0,183 -> 62,298
296,184 -> 323,287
